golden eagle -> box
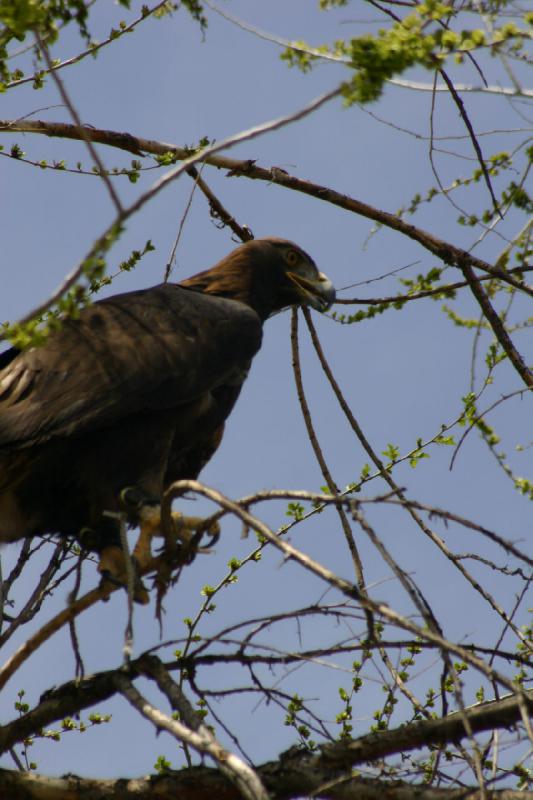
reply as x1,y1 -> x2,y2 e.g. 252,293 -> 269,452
0,238 -> 334,601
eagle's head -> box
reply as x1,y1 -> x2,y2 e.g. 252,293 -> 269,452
181,237 -> 336,320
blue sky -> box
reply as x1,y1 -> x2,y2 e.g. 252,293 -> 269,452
0,1 -> 531,780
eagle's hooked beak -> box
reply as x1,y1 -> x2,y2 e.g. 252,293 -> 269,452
288,271 -> 336,312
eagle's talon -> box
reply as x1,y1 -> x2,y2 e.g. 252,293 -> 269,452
203,520 -> 221,547
170,513 -> 220,544
131,503 -> 162,569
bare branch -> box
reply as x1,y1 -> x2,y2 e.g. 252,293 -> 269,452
162,480 -> 522,694
115,668 -> 269,800
1,684 -> 531,798
1,764 -> 531,800
35,34 -> 122,214
186,165 -> 254,243
1,119 -> 529,297
389,77 -> 533,98
290,309 -> 371,631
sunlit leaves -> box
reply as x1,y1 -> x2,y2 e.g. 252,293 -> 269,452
281,2 -> 531,105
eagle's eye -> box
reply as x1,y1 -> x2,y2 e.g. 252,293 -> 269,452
285,249 -> 300,267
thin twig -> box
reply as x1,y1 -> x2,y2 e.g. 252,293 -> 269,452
438,67 -> 501,218
35,34 -> 122,214
7,2 -> 170,91
460,263 -> 532,388
290,309 -> 371,636
302,309 -> 531,636
335,266 -> 533,306
162,479 -> 523,694
186,165 -> 254,243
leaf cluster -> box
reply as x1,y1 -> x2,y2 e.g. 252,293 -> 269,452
281,2 -> 532,104
0,0 -> 90,85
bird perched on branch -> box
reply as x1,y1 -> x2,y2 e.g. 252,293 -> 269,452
0,237 -> 335,602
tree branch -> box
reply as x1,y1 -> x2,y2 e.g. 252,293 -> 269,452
115,665 -> 269,800
2,652 -> 531,759
319,689 -> 533,767
1,656 -> 532,796
0,86 -> 342,338
6,116 -> 527,383
0,750 -> 532,799
1,119 -> 529,295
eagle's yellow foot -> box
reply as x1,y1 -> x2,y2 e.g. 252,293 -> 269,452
132,506 -> 220,569
170,512 -> 221,548
132,505 -> 162,569
98,545 -> 149,605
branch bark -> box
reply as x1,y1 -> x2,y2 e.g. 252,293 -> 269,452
115,670 -> 269,800
318,689 -> 532,767
0,761 -> 531,800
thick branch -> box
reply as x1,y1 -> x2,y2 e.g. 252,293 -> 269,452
0,659 -> 141,754
0,761 -> 531,800
319,689 -> 533,767
0,648 -> 530,796
115,670 -> 269,800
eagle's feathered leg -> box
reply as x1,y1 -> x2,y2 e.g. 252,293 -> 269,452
79,502 -> 151,604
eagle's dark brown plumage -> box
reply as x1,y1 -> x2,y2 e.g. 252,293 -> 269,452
0,238 -> 334,600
